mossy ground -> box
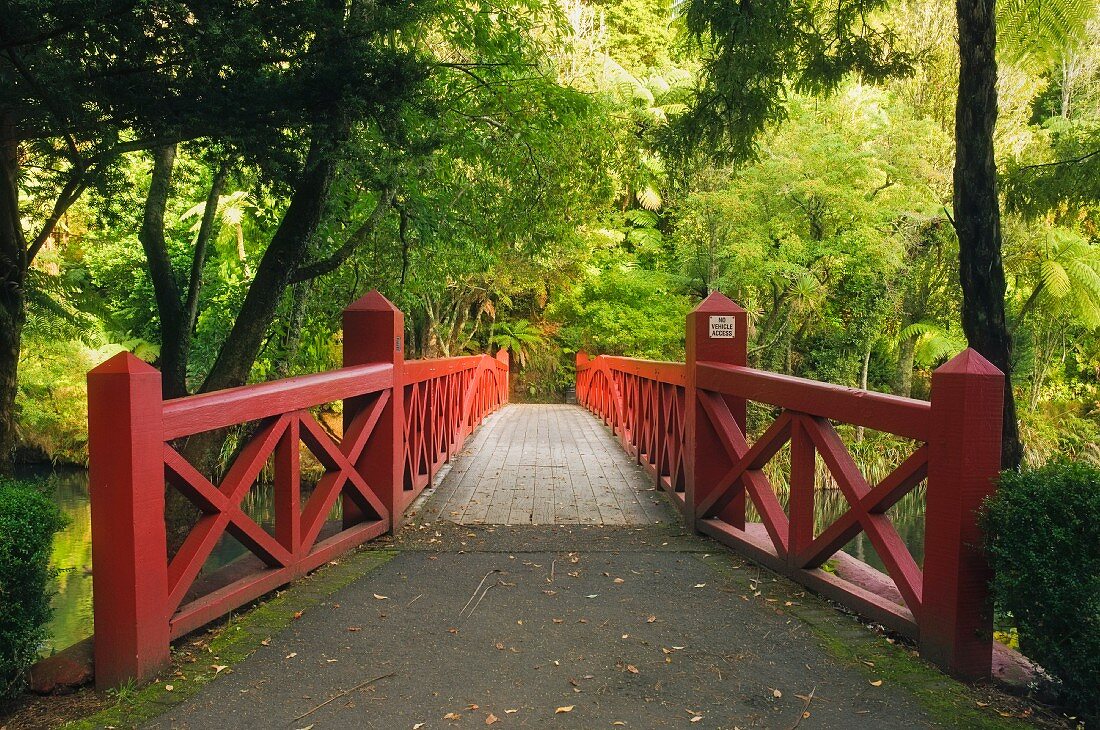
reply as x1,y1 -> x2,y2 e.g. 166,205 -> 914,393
698,552 -> 1067,729
64,547 -> 396,730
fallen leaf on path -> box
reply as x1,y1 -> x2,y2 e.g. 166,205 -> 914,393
468,704 -> 480,710
211,665 -> 228,675
586,594 -> 598,599
771,688 -> 782,698
691,716 -> 703,723
555,706 -> 574,714
348,627 -> 361,632
164,684 -> 174,692
486,713 -> 500,725
444,712 -> 462,720
693,583 -> 706,588
646,615 -> 656,623
625,665 -> 639,674
505,708 -> 518,713
869,680 -> 883,687
285,653 -> 297,659
414,724 -> 425,729
613,578 -> 624,584
261,638 -> 271,646
373,594 -> 389,600
293,610 -> 304,619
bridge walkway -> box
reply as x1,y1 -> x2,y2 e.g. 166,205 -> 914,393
145,405 -> 960,729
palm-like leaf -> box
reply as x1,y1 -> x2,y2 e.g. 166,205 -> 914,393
998,0 -> 1095,69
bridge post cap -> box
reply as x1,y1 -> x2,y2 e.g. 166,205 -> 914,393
933,348 -> 1004,379
691,291 -> 745,314
88,351 -> 160,376
345,290 -> 400,313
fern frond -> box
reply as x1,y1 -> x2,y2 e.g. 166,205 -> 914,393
1040,259 -> 1072,299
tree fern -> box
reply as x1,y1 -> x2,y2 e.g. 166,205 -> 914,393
998,0 -> 1095,70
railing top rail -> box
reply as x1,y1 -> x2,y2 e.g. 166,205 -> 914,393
403,353 -> 505,383
162,362 -> 394,439
697,362 -> 930,441
577,354 -> 687,385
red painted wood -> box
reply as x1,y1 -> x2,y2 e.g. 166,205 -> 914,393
921,349 -> 1003,680
161,363 -> 393,439
696,363 -> 931,441
275,418 -> 301,558
575,353 -> 688,506
87,353 -> 171,689
787,417 -> 815,566
686,293 -> 747,528
343,291 -> 404,532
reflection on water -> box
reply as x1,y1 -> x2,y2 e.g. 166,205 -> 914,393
27,465 -> 925,655
21,467 -> 290,655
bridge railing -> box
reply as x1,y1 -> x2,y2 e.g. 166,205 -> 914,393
87,291 -> 508,688
575,292 -> 1003,681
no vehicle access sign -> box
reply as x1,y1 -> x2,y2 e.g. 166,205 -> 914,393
709,315 -> 736,338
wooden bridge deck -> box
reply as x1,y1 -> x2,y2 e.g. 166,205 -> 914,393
416,404 -> 673,526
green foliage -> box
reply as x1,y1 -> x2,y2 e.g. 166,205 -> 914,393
673,0 -> 914,161
491,320 -> 546,368
981,461 -> 1100,722
998,0 -> 1095,70
0,478 -> 67,703
551,241 -> 692,360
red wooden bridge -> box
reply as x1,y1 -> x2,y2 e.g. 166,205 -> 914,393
86,291 -> 1003,695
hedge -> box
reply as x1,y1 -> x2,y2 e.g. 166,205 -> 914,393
982,460 -> 1100,724
0,478 -> 66,704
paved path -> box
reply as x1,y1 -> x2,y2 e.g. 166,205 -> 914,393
143,407 -> 977,729
417,405 -> 671,526
149,523 -> 945,729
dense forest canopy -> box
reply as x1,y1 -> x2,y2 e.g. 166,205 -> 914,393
3,0 -> 1099,469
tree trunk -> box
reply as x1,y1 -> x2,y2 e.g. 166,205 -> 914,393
0,119 -> 26,473
954,0 -> 1023,469
138,144 -> 190,399
894,335 -> 916,397
856,346 -> 871,443
274,281 -> 311,379
201,113 -> 349,395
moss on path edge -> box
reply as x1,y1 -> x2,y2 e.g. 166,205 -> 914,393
67,548 -> 397,730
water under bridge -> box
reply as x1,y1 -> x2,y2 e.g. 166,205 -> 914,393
79,291 -> 1009,728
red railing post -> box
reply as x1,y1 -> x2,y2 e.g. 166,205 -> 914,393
685,292 -> 747,529
343,291 -> 405,533
920,348 -> 1004,680
496,348 -> 510,404
87,352 -> 170,688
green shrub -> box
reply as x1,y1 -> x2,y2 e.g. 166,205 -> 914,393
0,478 -> 66,703
981,460 -> 1100,724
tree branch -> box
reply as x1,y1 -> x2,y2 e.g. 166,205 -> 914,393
289,188 -> 395,283
1013,148 -> 1100,172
